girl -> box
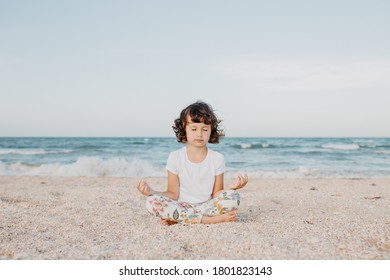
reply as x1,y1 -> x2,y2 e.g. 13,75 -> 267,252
135,101 -> 248,225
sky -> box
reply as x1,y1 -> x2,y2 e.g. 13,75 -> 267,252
1,0 -> 389,137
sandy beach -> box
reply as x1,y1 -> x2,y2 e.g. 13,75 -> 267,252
0,176 -> 389,260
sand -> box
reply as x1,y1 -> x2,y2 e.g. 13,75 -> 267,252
0,176 -> 389,260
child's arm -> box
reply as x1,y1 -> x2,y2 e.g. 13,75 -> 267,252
135,171 -> 180,200
211,173 -> 224,198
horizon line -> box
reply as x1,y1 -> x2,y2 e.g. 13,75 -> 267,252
1,136 -> 389,138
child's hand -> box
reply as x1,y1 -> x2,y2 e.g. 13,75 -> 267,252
229,174 -> 248,190
135,179 -> 153,196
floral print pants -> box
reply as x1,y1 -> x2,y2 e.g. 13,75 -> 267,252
145,190 -> 240,224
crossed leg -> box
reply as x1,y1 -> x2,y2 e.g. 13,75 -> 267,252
145,190 -> 241,225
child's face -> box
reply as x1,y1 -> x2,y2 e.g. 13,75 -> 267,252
185,116 -> 211,147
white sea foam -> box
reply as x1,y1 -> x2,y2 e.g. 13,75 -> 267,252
0,149 -> 47,155
0,157 -> 165,177
239,143 -> 269,149
0,161 -> 7,174
240,144 -> 252,149
322,144 -> 360,151
224,166 -> 327,179
238,170 -> 349,179
0,149 -> 72,155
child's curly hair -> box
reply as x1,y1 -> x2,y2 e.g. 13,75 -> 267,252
173,101 -> 225,144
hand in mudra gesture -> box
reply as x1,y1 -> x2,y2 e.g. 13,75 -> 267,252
135,179 -> 154,196
229,174 -> 249,190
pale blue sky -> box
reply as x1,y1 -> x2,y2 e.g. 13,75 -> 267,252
1,0 -> 389,137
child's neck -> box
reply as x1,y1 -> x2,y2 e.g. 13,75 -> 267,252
186,145 -> 208,163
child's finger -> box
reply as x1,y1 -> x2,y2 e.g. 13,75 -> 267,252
238,174 -> 248,187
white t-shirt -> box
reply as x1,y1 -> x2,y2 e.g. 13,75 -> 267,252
166,146 -> 225,203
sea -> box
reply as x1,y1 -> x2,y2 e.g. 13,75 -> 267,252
0,137 -> 389,179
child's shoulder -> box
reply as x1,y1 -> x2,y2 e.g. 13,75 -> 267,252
173,146 -> 186,153
208,148 -> 224,160
168,146 -> 186,157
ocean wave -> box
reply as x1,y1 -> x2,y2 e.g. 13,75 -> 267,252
231,142 -> 389,151
375,144 -> 390,149
0,149 -> 73,155
376,150 -> 390,155
321,144 -> 360,151
226,167 -> 390,179
1,158 -> 389,178
231,143 -> 273,149
130,141 -> 148,145
0,157 -> 165,177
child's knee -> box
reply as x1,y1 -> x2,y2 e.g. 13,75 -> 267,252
217,190 -> 241,210
219,190 -> 240,201
145,194 -> 169,216
145,195 -> 156,214
145,195 -> 183,221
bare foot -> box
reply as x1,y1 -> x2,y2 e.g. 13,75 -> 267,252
160,218 -> 178,226
201,210 -> 237,224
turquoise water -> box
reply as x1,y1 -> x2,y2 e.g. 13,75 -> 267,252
0,137 -> 389,178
